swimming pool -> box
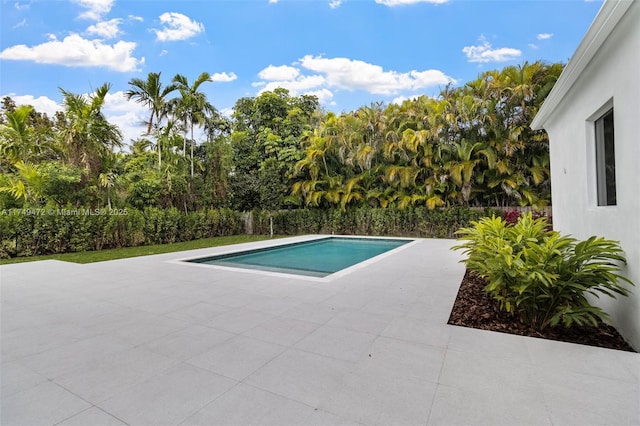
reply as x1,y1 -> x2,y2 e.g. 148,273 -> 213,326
185,236 -> 413,278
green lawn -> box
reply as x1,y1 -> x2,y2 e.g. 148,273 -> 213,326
0,235 -> 281,265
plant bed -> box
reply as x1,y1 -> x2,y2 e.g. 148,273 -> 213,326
448,269 -> 636,352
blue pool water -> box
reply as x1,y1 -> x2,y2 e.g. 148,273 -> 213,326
187,237 -> 411,277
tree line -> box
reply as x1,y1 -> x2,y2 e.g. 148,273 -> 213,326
0,61 -> 562,212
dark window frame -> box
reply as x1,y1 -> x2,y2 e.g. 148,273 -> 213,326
595,108 -> 616,206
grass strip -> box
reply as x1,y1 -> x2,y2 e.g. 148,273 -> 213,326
0,235 -> 280,265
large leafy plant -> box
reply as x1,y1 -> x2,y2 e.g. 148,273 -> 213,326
453,214 -> 633,330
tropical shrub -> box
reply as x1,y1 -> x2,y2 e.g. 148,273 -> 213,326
453,213 -> 634,330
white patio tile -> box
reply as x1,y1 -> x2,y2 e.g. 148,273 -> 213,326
54,347 -> 179,404
17,335 -> 132,379
325,309 -> 394,335
1,323 -> 98,362
525,336 -> 640,382
103,313 -> 190,346
321,371 -> 437,426
280,302 -> 344,324
437,349 -> 539,392
302,409 -> 363,426
143,324 -> 235,360
98,363 -> 237,426
186,335 -> 285,380
37,298 -> 124,325
205,307 -> 274,334
381,316 -> 451,348
352,336 -> 446,384
0,362 -> 47,398
243,316 -> 320,346
321,291 -> 372,310
244,294 -> 302,315
206,290 -> 261,308
295,325 -> 377,362
180,383 -> 316,426
1,381 -> 91,426
536,368 -> 640,425
447,324 -> 532,362
165,301 -> 232,324
0,305 -> 51,334
427,383 -> 552,425
57,407 -> 128,426
246,349 -> 353,408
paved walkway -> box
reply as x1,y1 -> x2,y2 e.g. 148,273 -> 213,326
1,236 -> 638,426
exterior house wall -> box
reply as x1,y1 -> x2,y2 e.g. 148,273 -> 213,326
540,2 -> 639,349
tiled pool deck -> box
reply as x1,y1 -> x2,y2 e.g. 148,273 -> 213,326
1,236 -> 638,426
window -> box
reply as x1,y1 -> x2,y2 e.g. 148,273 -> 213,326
595,108 -> 616,206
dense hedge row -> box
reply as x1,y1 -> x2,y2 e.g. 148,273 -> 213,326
0,207 -> 244,258
252,207 -> 500,238
0,206 -> 504,258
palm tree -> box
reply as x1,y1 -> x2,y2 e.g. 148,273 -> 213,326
125,72 -> 176,169
0,160 -> 44,202
171,72 -> 214,177
58,83 -> 122,180
0,105 -> 34,165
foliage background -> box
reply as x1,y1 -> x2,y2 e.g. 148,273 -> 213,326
1,62 -> 561,257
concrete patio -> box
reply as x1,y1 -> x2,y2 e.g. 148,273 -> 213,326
1,236 -> 638,426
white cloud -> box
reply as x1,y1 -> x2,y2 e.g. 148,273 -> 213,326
13,18 -> 27,29
153,12 -> 204,42
72,0 -> 114,20
103,91 -> 150,143
86,18 -> 122,39
528,43 -> 539,50
259,75 -> 327,94
210,72 -> 238,83
14,2 -> 30,10
0,33 -> 143,72
268,0 -> 278,3
304,88 -> 334,103
299,55 -> 454,94
375,0 -> 449,5
462,37 -> 521,63
254,66 -> 331,101
159,49 -> 168,56
252,56 -> 453,105
128,15 -> 143,22
258,65 -> 300,81
537,33 -> 553,40
6,94 -> 61,117
220,107 -> 234,118
329,0 -> 342,8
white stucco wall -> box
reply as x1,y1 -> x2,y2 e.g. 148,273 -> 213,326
541,2 -> 640,349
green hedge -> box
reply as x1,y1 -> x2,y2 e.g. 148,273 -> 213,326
253,207 -> 499,238
0,207 -> 244,258
0,206 -> 500,258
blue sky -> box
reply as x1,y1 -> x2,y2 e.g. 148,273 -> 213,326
1,0 -> 603,143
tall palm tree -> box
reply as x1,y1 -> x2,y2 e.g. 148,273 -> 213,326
125,72 -> 176,169
171,72 -> 214,177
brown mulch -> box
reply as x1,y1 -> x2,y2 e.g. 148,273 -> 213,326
448,269 -> 636,352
